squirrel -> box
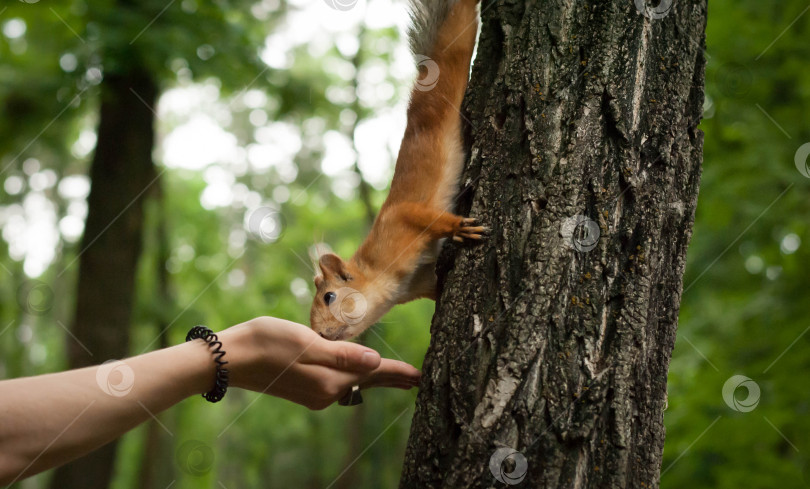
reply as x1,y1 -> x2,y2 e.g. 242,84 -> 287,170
310,0 -> 483,341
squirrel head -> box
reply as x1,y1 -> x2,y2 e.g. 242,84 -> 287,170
309,253 -> 375,340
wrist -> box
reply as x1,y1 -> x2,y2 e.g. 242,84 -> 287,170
216,324 -> 254,391
183,338 -> 219,397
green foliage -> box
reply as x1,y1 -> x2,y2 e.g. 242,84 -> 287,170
664,0 -> 810,487
1,0 -> 808,487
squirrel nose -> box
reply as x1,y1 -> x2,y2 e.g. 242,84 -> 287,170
319,332 -> 326,339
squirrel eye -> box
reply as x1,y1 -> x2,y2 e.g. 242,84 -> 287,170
324,292 -> 336,305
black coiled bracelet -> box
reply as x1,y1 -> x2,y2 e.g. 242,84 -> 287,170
185,325 -> 229,403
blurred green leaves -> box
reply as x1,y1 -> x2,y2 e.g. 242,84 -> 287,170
2,0 -> 809,487
665,1 -> 810,487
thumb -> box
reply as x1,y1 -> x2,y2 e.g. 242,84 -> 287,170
305,339 -> 382,372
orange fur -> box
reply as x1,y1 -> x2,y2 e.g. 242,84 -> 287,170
311,0 -> 482,340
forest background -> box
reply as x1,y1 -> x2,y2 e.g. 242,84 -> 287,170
1,0 -> 809,487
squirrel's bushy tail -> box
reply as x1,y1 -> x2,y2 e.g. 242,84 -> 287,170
408,0 -> 479,60
405,0 -> 479,122
409,0 -> 453,57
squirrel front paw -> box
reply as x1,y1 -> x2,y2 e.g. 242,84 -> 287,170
452,217 -> 489,242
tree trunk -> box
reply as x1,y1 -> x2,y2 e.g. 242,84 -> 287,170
50,68 -> 157,489
400,1 -> 706,488
137,179 -> 175,489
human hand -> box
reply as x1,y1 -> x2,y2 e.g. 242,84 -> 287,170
217,316 -> 421,410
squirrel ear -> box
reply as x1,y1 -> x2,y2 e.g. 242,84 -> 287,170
318,254 -> 352,281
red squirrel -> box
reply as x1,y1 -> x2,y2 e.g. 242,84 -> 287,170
311,0 -> 483,340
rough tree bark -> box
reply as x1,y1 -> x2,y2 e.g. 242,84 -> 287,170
50,68 -> 157,489
400,1 -> 706,488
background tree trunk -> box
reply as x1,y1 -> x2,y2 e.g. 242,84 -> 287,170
400,1 -> 706,488
50,68 -> 157,489
136,179 -> 175,489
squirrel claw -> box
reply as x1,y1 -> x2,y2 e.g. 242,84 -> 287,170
463,225 -> 487,233
454,217 -> 487,242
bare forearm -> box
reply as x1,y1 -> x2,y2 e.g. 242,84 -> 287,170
0,317 -> 421,486
0,340 -> 214,485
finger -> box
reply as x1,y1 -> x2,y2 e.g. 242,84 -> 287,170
305,358 -> 421,396
360,378 -> 418,390
302,339 -> 382,372
362,368 -> 421,384
372,358 -> 421,382
361,383 -> 415,391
